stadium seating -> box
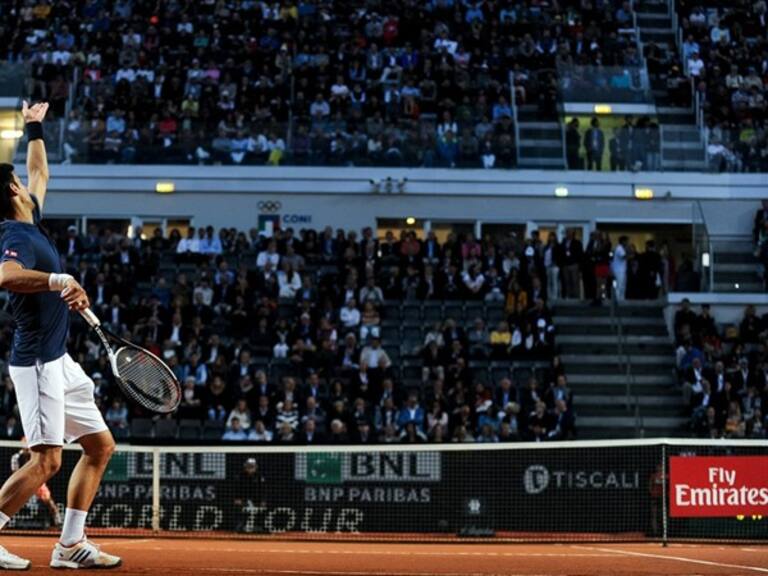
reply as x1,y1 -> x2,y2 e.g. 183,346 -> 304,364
674,300 -> 768,438
1,219 -> 740,442
1,0 -> 657,170
6,0 -> 761,172
0,223 -> 589,443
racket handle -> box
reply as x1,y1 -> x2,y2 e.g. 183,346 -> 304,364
79,308 -> 102,327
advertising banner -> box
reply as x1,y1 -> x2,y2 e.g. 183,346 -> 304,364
670,456 -> 768,518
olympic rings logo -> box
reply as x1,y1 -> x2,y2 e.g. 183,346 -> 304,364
258,201 -> 282,213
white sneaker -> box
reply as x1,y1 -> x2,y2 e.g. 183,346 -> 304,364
0,545 -> 30,570
50,539 -> 121,569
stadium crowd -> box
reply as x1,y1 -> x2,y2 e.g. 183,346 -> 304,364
7,0 -> 768,173
674,299 -> 768,438
0,220 -> 707,443
677,0 -> 768,172
0,222 -> 586,444
5,0 -> 640,168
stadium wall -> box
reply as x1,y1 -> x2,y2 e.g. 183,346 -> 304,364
22,165 -> 766,233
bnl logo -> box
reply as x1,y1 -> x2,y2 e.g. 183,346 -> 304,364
300,453 -> 441,484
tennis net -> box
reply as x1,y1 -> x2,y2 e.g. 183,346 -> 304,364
0,439 -> 766,542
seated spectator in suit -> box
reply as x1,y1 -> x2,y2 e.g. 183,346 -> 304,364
467,318 -> 490,359
297,418 -> 324,444
682,357 -> 707,407
398,393 -> 425,432
548,400 -> 575,440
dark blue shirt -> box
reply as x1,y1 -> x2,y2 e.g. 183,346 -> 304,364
1,197 -> 68,366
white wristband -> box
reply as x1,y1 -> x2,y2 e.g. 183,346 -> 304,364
48,273 -> 74,292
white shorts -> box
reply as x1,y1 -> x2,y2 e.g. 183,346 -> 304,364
10,354 -> 108,447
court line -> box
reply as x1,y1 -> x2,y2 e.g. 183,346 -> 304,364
108,546 -> 615,558
197,570 -> 561,576
0,542 -> 619,558
575,545 -> 768,574
102,538 -> 156,546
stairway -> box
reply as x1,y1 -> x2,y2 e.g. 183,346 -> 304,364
517,120 -> 566,169
634,1 -> 707,171
712,237 -> 762,293
554,301 -> 686,438
635,1 -> 677,52
659,122 -> 707,171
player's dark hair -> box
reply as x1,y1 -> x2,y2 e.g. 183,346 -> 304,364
0,163 -> 16,220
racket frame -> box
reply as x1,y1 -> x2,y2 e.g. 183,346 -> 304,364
80,308 -> 181,413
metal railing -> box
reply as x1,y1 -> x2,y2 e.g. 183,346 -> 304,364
557,64 -> 653,104
509,71 -> 521,168
628,0 -> 647,72
609,286 -> 644,437
693,89 -> 709,168
692,200 -> 713,292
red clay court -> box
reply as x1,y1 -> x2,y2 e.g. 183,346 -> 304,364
1,536 -> 767,575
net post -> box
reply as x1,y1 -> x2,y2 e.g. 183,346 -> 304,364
661,442 -> 668,547
151,447 -> 161,533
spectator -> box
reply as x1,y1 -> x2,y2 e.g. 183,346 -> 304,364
275,399 -> 300,432
340,299 -> 362,334
360,337 -> 392,371
565,118 -> 581,170
359,301 -> 381,342
105,399 -> 128,432
583,117 -> 605,171
227,399 -> 252,431
490,321 -> 513,359
222,417 -> 248,441
467,318 -> 490,359
398,393 -> 425,432
256,240 -> 280,269
611,236 -> 629,301
0,221 -> 575,445
277,262 -> 302,299
561,230 -> 583,299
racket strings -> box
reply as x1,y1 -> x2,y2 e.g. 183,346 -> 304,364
115,347 -> 181,412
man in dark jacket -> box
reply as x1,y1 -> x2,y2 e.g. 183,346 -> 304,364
583,117 -> 604,170
637,240 -> 662,299
561,229 -> 583,299
565,118 -> 581,169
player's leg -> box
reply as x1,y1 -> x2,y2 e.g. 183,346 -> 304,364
2,361 -> 65,516
0,445 -> 61,569
0,360 -> 68,569
50,430 -> 120,569
64,430 -> 115,523
0,446 -> 62,518
50,354 -> 120,569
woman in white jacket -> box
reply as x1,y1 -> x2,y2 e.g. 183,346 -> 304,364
277,261 -> 302,299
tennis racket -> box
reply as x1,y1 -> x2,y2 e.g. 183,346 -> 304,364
80,309 -> 181,414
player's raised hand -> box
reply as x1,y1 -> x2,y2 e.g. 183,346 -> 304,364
21,100 -> 49,124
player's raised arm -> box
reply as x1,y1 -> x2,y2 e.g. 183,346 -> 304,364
22,100 -> 50,211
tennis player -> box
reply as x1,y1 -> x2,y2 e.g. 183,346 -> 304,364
0,102 -> 120,569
